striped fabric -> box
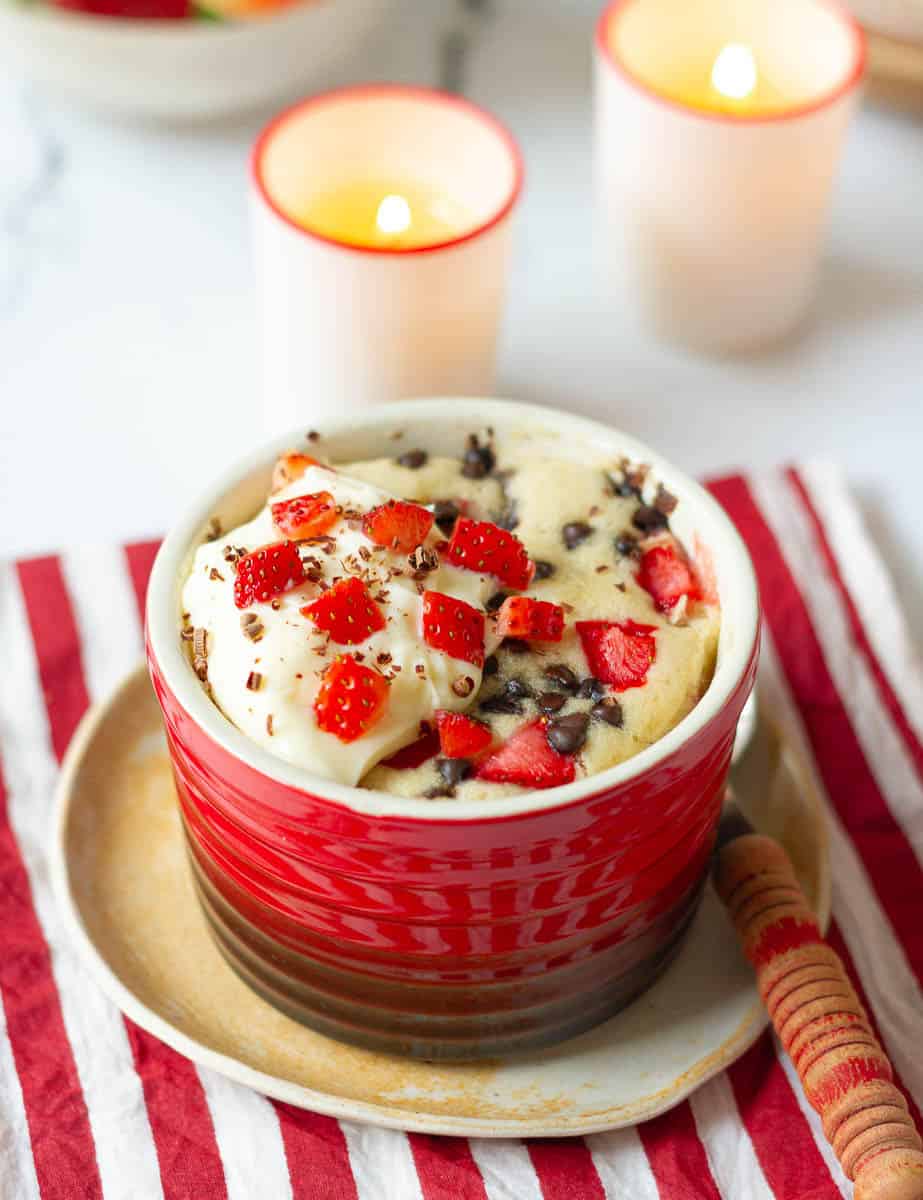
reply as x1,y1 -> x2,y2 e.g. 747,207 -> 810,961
0,463 -> 920,1200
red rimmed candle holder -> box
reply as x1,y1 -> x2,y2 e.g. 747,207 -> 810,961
251,85 -> 523,430
594,0 -> 866,352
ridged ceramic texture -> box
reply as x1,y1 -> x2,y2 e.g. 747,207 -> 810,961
150,643 -> 757,1060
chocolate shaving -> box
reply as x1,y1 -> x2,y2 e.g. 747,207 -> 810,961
307,430 -> 320,442
192,628 -> 208,681
209,568 -> 225,582
240,612 -> 265,642
246,671 -> 263,692
408,545 -> 439,576
266,714 -> 274,736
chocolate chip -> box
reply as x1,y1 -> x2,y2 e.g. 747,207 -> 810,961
633,505 -> 669,535
615,532 -> 641,558
537,691 -> 567,714
502,638 -> 530,655
486,591 -> 509,613
461,434 -> 495,479
591,698 -> 624,727
397,448 -> 428,469
544,663 -> 579,692
562,521 -> 593,550
424,784 -> 455,799
546,712 -> 589,755
483,654 -> 499,677
432,499 -> 460,534
437,757 -> 472,787
480,693 -> 524,715
504,678 -> 533,699
533,559 -> 555,580
654,483 -> 678,515
576,677 -> 606,701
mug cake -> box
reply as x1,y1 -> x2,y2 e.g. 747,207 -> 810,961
147,399 -> 758,1060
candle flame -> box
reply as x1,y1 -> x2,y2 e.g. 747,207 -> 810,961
376,194 -> 412,236
710,43 -> 758,101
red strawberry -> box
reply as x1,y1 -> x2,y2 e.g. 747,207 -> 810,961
313,655 -> 389,742
444,517 -> 534,591
271,491 -> 338,541
302,576 -> 385,644
233,542 -> 305,609
435,710 -> 493,759
271,451 -> 324,494
576,619 -> 657,691
52,0 -> 188,16
421,591 -> 485,667
637,543 -> 700,612
475,720 -> 575,788
495,596 -> 564,642
380,728 -> 441,769
363,500 -> 434,553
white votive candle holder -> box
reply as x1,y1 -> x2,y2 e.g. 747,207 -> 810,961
595,0 -> 866,352
251,84 -> 523,429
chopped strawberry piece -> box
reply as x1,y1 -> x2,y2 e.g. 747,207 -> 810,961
576,619 -> 657,691
475,720 -> 575,788
444,517 -> 534,591
271,491 -> 338,540
381,728 -> 441,769
271,451 -> 324,494
495,596 -> 564,642
637,543 -> 700,612
313,655 -> 389,743
302,576 -> 385,645
435,710 -> 493,759
362,500 -> 434,553
233,542 -> 305,609
52,0 -> 188,16
421,591 -> 485,667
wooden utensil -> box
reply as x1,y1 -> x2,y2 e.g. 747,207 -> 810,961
714,804 -> 923,1200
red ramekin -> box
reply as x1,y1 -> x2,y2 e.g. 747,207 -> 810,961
146,399 -> 760,1060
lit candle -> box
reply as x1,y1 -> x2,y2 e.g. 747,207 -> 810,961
298,180 -> 474,251
595,0 -> 866,351
251,85 -> 522,428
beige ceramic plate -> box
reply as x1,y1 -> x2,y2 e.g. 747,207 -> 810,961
51,667 -> 828,1137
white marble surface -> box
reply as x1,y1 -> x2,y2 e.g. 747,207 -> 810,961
1,0 -> 921,644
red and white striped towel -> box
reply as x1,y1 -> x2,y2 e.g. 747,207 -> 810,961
0,462 -> 920,1200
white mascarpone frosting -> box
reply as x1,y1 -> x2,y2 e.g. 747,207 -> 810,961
181,465 -> 499,786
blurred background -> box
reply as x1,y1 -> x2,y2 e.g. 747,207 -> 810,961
1,0 -> 921,642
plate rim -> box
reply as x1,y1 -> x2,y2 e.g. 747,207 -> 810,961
50,663 -> 826,1138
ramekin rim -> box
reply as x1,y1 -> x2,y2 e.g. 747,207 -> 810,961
147,398 -> 760,823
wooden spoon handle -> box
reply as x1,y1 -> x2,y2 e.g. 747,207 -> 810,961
714,833 -> 923,1200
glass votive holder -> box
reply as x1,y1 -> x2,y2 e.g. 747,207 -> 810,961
595,0 -> 866,353
251,83 -> 523,429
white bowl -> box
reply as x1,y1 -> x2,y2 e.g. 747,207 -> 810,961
0,0 -> 397,121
